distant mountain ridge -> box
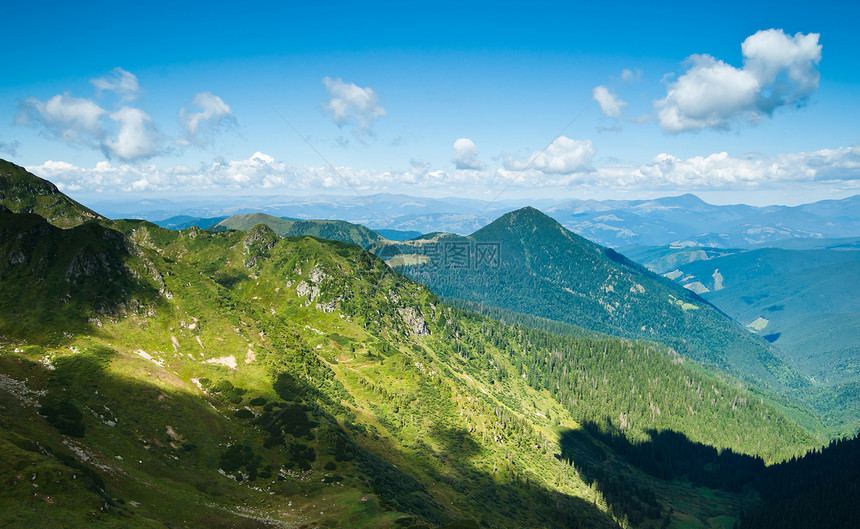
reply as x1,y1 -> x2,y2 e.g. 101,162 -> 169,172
632,244 -> 860,435
546,193 -> 860,248
210,212 -> 386,249
77,183 -> 859,246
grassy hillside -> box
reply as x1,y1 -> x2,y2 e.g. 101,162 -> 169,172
0,205 -> 822,529
0,159 -> 103,228
0,209 -> 159,342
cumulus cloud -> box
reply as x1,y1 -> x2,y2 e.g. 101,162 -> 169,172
27,153 -> 294,193
507,136 -> 595,175
16,94 -> 106,146
656,29 -> 822,133
90,67 -> 141,101
630,145 -> 860,187
16,93 -> 160,161
103,107 -> 160,161
322,77 -> 387,134
451,138 -> 485,170
24,152 -> 484,194
593,86 -> 628,118
178,92 -> 236,146
15,68 -> 237,162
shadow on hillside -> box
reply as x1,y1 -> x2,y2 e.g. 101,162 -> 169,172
4,340 -> 625,528
267,367 -> 623,528
0,211 -> 161,345
557,421 -> 767,526
0,351 -> 277,529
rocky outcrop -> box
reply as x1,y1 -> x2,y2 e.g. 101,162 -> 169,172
398,307 -> 430,336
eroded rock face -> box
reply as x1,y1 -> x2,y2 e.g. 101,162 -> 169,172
398,306 -> 430,336
65,250 -> 124,282
316,300 -> 338,313
309,265 -> 328,284
293,264 -> 334,307
295,280 -> 320,303
242,224 -> 278,269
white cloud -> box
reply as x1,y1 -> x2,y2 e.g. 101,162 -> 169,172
16,94 -> 106,146
322,77 -> 387,134
620,69 -> 641,82
23,152 -> 478,194
507,136 -> 595,175
631,145 -> 860,187
178,92 -> 236,146
451,138 -> 485,170
656,55 -> 760,132
17,94 -> 160,161
656,29 -> 821,133
24,143 -> 860,197
15,68 -> 239,162
207,152 -> 294,188
593,86 -> 628,118
103,107 -> 160,161
90,67 -> 142,101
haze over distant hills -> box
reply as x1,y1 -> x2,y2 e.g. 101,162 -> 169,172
650,246 -> 860,431
87,191 -> 860,248
546,194 -> 860,248
88,193 -> 518,235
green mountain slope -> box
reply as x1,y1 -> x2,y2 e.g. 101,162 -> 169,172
376,207 -> 804,394
0,209 -> 159,342
0,159 -> 103,228
664,248 -> 860,435
0,197 -> 820,529
672,248 -> 860,294
620,245 -> 744,275
213,212 -> 386,249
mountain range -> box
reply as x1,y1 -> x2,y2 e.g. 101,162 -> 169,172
81,187 -> 860,248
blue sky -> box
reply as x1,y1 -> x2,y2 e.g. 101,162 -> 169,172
2,0 -> 859,206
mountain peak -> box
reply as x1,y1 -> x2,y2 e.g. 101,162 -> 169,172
0,158 -> 103,228
478,205 -> 561,231
471,205 -> 593,250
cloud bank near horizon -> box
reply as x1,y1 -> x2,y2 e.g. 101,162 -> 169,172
26,143 -> 860,198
